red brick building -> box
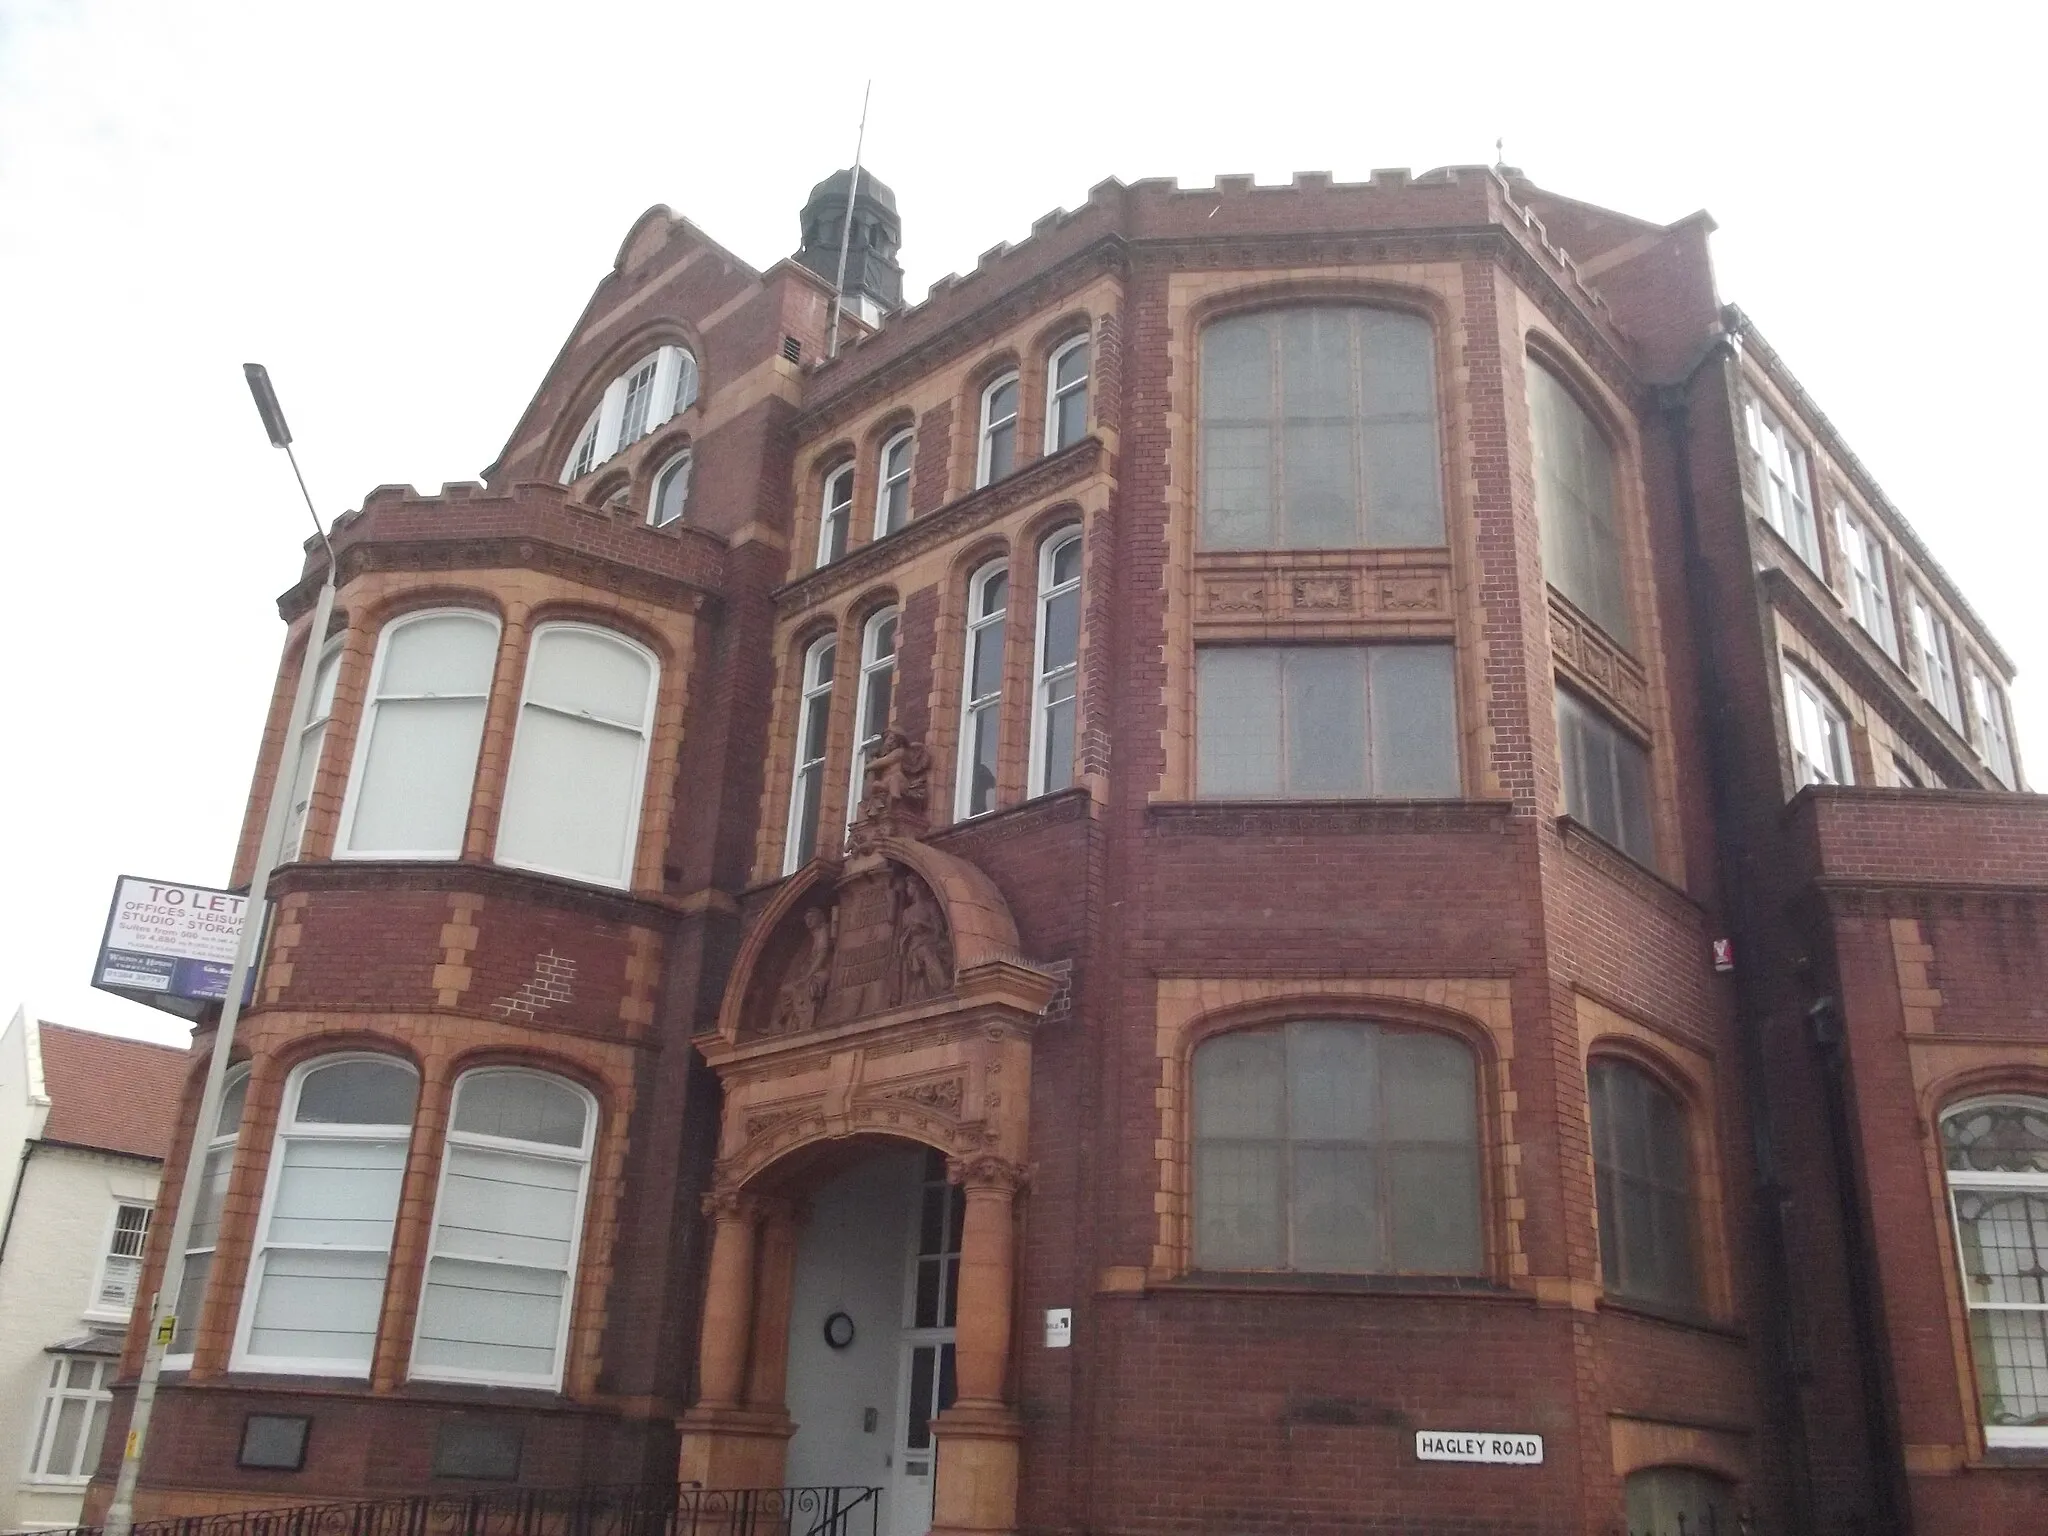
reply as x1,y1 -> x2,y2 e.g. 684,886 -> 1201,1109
88,164 -> 2047,1536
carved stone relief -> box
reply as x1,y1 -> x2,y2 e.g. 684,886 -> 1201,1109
745,864 -> 956,1041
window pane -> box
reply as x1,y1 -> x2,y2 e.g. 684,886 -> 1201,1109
1197,649 -> 1282,795
1954,1190 -> 2048,1306
1195,1032 -> 1285,1136
1589,1060 -> 1697,1306
1201,316 -> 1275,547
1971,1308 -> 2048,1429
82,1396 -> 111,1477
1195,1142 -> 1284,1267
218,1070 -> 250,1136
415,1259 -> 567,1379
380,616 -> 498,697
296,1059 -> 419,1126
1285,648 -> 1368,795
453,1073 -> 589,1147
45,1397 -> 86,1477
433,1145 -> 582,1268
1626,1468 -> 1737,1536
497,709 -> 644,884
188,1148 -> 233,1251
1945,1102 -> 2048,1173
168,1251 -> 213,1354
1040,687 -> 1075,794
969,615 -> 1005,700
347,696 -> 488,853
266,1138 -> 409,1247
524,630 -> 652,727
1287,1022 -> 1377,1140
985,421 -> 1014,482
1056,341 -> 1089,391
1389,1144 -> 1483,1272
1382,1030 -> 1478,1144
1357,311 -> 1444,547
1291,1146 -> 1379,1271
1369,646 -> 1459,796
1529,364 -> 1629,645
1041,586 -> 1080,674
245,1248 -> 390,1364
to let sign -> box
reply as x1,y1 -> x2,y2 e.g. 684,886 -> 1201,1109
1415,1431 -> 1544,1466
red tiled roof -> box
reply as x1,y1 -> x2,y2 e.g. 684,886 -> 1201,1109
37,1023 -> 191,1162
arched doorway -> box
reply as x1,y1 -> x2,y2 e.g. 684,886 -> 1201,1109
680,772 -> 1055,1536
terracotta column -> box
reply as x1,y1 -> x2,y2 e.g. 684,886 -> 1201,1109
745,1198 -> 803,1411
930,1155 -> 1027,1536
695,1189 -> 759,1409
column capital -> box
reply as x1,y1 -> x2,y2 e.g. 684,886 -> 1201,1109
702,1184 -> 764,1223
947,1153 -> 1028,1196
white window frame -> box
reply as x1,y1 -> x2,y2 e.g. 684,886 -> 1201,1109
1836,504 -> 1898,660
231,1054 -> 418,1378
1782,664 -> 1854,788
1044,335 -> 1090,454
86,1201 -> 153,1321
1941,1096 -> 2048,1448
976,371 -> 1020,488
847,608 -> 899,836
409,1068 -> 596,1391
559,345 -> 697,481
334,609 -> 500,862
1029,529 -> 1083,797
650,451 -> 692,528
955,560 -> 1009,821
164,1063 -> 249,1371
493,623 -> 659,891
24,1354 -> 114,1483
784,635 -> 838,875
1909,587 -> 1963,727
1744,395 -> 1820,569
817,463 -> 855,567
282,642 -> 344,859
1969,664 -> 2017,787
875,429 -> 914,538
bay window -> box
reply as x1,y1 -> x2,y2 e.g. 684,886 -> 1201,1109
235,1055 -> 418,1376
1196,644 -> 1458,799
495,624 -> 658,890
26,1356 -> 113,1482
1201,306 -> 1444,549
956,561 -> 1008,819
412,1069 -> 596,1389
338,610 -> 499,860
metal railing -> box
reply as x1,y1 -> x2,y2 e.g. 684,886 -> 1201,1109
32,1485 -> 880,1536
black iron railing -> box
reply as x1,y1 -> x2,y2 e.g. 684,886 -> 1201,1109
38,1485 -> 880,1536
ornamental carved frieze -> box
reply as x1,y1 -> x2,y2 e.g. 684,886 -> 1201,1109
749,865 -> 956,1042
1193,552 -> 1450,632
1548,591 -> 1651,735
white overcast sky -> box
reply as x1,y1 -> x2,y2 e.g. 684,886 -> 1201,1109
2,0 -> 2042,1048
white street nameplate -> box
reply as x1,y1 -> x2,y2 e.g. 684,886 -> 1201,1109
1415,1431 -> 1544,1465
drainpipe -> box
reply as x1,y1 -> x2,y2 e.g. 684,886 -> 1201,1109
0,1140 -> 36,1270
1654,341 -> 1818,1535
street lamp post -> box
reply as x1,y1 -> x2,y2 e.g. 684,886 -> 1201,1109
102,367 -> 339,1536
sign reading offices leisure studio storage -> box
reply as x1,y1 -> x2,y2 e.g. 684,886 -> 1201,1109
93,876 -> 254,1019
1415,1431 -> 1545,1465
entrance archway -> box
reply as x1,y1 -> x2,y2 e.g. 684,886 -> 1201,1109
680,779 -> 1055,1536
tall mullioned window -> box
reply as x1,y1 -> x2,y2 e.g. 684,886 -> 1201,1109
1201,306 -> 1444,550
1030,531 -> 1082,796
957,562 -> 1008,819
1782,665 -> 1853,788
167,1064 -> 249,1365
281,644 -> 342,859
413,1069 -> 595,1389
876,430 -> 914,537
1193,1022 -> 1481,1274
338,611 -> 499,860
1908,587 -> 1962,727
784,636 -> 836,874
495,625 -> 658,890
977,372 -> 1019,486
818,464 -> 854,567
1969,665 -> 2016,787
1527,361 -> 1630,646
1941,1098 -> 2048,1445
1588,1059 -> 1698,1309
1743,395 -> 1819,570
847,608 -> 899,831
1045,336 -> 1090,452
235,1056 -> 418,1376
1836,505 -> 1897,659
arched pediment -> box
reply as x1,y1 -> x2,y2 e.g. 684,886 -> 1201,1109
714,835 -> 1030,1046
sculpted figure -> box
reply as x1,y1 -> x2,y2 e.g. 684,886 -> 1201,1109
768,905 -> 834,1035
896,872 -> 953,1003
862,729 -> 931,821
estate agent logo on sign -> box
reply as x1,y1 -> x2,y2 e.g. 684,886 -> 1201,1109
1415,1431 -> 1545,1465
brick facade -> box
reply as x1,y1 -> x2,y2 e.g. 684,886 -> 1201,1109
90,168 -> 2042,1536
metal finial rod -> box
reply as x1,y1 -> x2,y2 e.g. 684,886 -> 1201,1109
826,80 -> 872,361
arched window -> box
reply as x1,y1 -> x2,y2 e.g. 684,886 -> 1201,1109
1588,1058 -> 1698,1308
1201,306 -> 1444,550
495,625 -> 658,889
559,345 -> 698,481
1045,335 -> 1090,453
1193,1021 -> 1481,1273
847,608 -> 899,833
338,611 -> 499,860
281,643 -> 342,859
783,636 -> 837,875
1527,360 -> 1630,647
876,429 -> 914,538
164,1063 -> 250,1367
235,1055 -> 419,1375
977,372 -> 1020,487
818,463 -> 855,567
956,561 -> 1009,820
1030,530 -> 1081,797
412,1069 -> 595,1389
1941,1097 -> 2048,1445
650,451 -> 692,528
1624,1467 -> 1737,1536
